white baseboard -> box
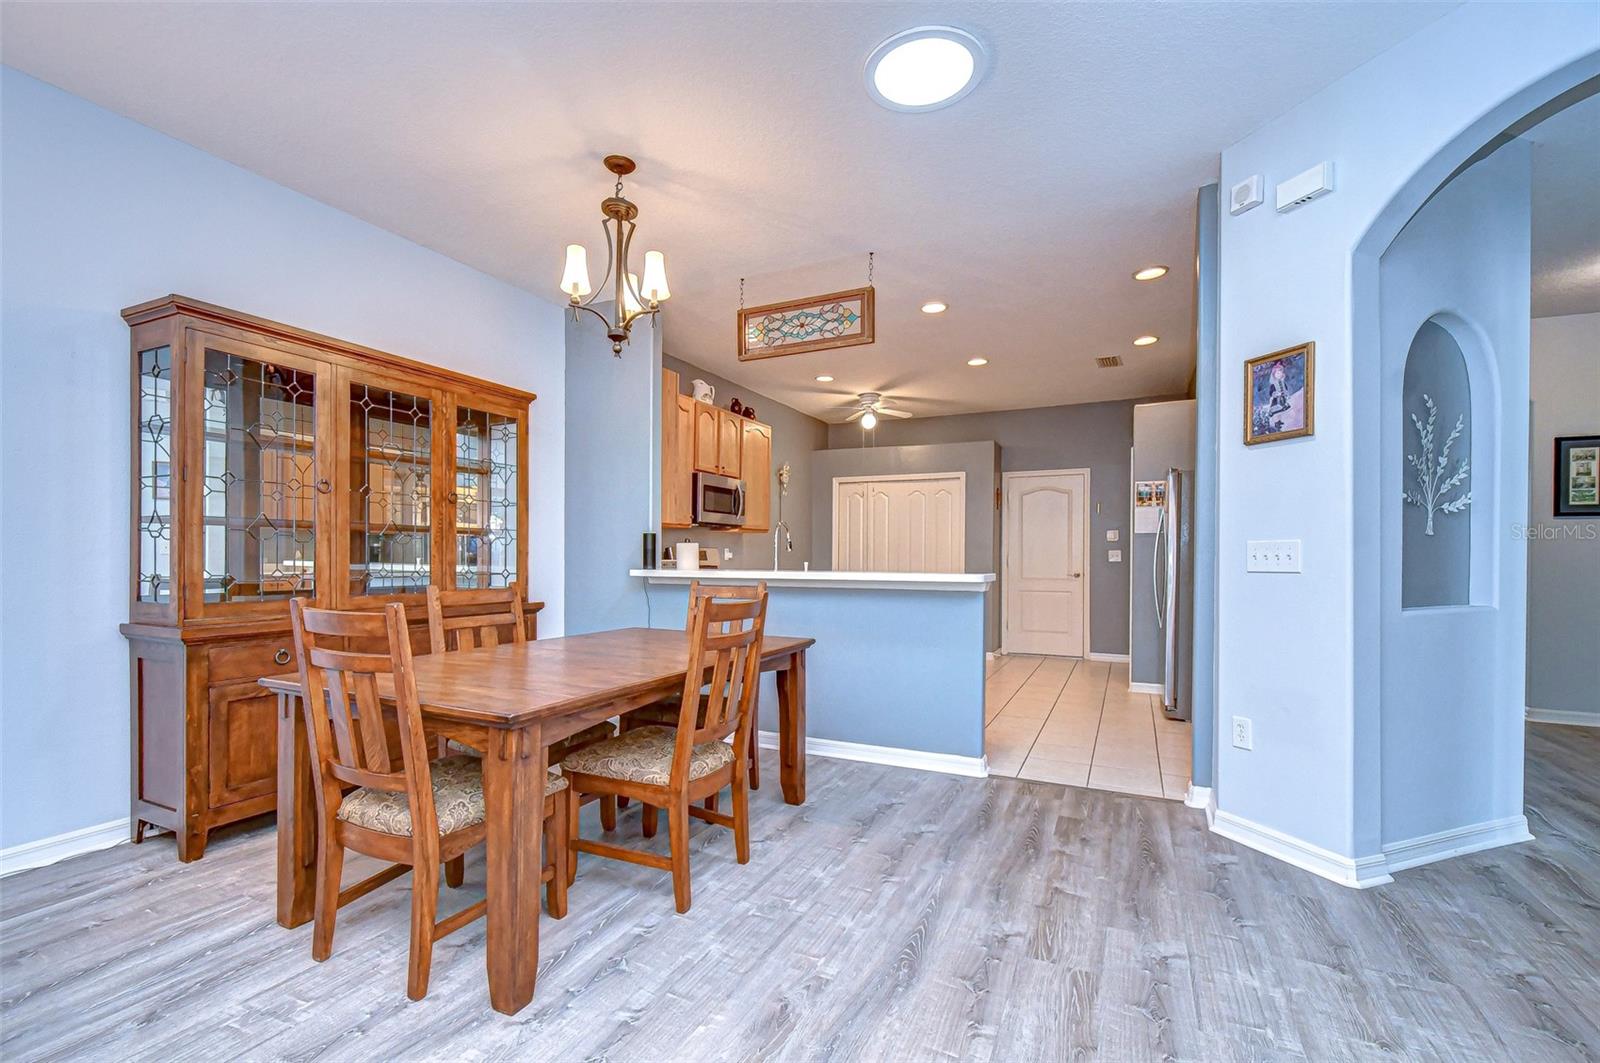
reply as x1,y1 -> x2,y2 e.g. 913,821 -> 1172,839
1,817 -> 131,878
1210,809 -> 1393,888
1088,652 -> 1130,664
1526,706 -> 1600,728
757,730 -> 988,779
1128,681 -> 1163,696
1184,784 -> 1213,812
1381,815 -> 1533,873
986,651 -> 997,661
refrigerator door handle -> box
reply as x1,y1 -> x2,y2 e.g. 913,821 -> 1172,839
1152,505 -> 1166,629
1162,471 -> 1181,710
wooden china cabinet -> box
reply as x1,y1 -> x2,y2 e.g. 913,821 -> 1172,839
120,296 -> 536,861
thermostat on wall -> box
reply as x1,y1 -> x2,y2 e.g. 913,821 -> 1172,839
1230,174 -> 1264,215
1276,162 -> 1334,213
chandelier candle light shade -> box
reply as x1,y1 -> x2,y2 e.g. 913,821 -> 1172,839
559,155 -> 670,355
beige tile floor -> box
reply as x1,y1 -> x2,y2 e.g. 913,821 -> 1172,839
984,653 -> 1191,800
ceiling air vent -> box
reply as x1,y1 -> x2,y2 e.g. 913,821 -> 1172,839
1095,355 -> 1123,368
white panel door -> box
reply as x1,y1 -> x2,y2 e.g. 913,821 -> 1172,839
1003,470 -> 1087,656
834,479 -> 869,570
833,474 -> 965,572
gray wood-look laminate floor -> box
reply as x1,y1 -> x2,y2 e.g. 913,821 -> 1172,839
3,725 -> 1598,1062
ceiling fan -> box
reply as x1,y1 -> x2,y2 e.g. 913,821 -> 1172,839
840,392 -> 913,429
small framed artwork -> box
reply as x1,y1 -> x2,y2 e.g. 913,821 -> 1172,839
1244,341 -> 1315,445
1553,435 -> 1600,517
737,286 -> 874,361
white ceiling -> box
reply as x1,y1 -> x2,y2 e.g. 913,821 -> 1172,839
1528,91 -> 1600,319
1,1 -> 1458,420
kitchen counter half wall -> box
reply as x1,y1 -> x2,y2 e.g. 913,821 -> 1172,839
631,570 -> 994,774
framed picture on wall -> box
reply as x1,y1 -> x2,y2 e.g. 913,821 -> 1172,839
1553,435 -> 1600,517
1243,342 -> 1315,445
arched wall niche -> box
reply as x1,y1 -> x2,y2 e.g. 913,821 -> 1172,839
1399,314 -> 1500,609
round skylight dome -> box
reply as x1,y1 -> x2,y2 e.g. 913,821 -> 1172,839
866,27 -> 987,112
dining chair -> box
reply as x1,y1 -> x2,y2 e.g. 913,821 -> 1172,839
289,599 -> 570,1001
563,589 -> 769,913
620,580 -> 766,792
424,583 -> 621,873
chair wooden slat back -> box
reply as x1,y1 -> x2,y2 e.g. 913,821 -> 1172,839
684,581 -> 766,634
290,600 -> 437,831
425,584 -> 528,654
676,592 -> 768,758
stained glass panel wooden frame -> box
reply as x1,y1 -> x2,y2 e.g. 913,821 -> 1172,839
737,285 -> 875,361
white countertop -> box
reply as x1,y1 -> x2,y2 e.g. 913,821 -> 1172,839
629,568 -> 995,593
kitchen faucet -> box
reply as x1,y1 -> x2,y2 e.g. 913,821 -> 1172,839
773,519 -> 793,570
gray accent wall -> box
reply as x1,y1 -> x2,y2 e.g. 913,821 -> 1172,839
1130,401 -> 1197,687
662,354 -> 829,570
812,442 -> 1000,649
1528,312 -> 1600,719
828,399 -> 1177,657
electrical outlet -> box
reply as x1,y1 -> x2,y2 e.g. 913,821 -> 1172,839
1247,539 -> 1302,572
1108,549 -> 1122,563
1232,716 -> 1253,751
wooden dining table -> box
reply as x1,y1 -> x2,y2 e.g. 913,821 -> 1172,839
261,626 -> 814,1015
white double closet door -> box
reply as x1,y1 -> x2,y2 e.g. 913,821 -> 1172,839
832,473 -> 965,573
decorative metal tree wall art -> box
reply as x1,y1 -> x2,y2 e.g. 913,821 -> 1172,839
1403,394 -> 1471,535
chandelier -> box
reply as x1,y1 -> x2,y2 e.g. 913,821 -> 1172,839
559,155 -> 670,355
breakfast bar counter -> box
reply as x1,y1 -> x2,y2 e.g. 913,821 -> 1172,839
631,569 -> 995,774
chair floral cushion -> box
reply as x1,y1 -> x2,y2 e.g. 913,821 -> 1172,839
336,754 -> 566,837
559,725 -> 734,787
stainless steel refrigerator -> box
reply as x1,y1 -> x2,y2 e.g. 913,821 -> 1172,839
1153,468 -> 1194,721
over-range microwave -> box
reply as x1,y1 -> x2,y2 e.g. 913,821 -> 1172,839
693,471 -> 746,527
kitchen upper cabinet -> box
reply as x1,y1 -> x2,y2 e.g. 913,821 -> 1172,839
716,410 -> 743,479
693,402 -> 720,474
740,419 -> 772,533
661,370 -> 694,528
661,369 -> 773,532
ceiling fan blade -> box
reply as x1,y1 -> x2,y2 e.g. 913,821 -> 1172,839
844,409 -> 866,422
878,407 -> 914,419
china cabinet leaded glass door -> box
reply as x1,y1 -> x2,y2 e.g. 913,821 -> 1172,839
449,398 -> 526,590
181,333 -> 334,619
340,367 -> 447,605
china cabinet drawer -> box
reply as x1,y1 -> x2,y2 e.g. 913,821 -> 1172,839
206,636 -> 297,683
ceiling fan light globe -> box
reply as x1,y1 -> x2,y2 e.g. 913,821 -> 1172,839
861,410 -> 879,430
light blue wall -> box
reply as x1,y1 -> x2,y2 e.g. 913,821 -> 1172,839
564,311 -> 660,634
1378,141 -> 1531,848
644,584 -> 987,758
1528,313 -> 1600,719
0,68 -> 568,850
1191,184 -> 1221,790
1214,4 -> 1598,866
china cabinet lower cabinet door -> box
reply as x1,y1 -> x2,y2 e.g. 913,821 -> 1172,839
206,681 -> 280,809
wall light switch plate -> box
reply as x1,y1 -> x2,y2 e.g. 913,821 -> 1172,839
1108,549 -> 1123,563
1247,539 -> 1302,573
1232,716 -> 1254,750
1106,529 -> 1120,542
723,548 -> 733,561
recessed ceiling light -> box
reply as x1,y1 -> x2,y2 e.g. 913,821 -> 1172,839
921,301 -> 948,314
865,27 -> 987,113
1133,335 -> 1159,347
967,357 -> 988,366
815,374 -> 835,382
1133,265 -> 1169,281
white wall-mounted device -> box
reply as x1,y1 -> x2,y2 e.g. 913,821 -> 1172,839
1247,539 -> 1302,572
1230,174 -> 1264,215
1275,162 -> 1334,213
